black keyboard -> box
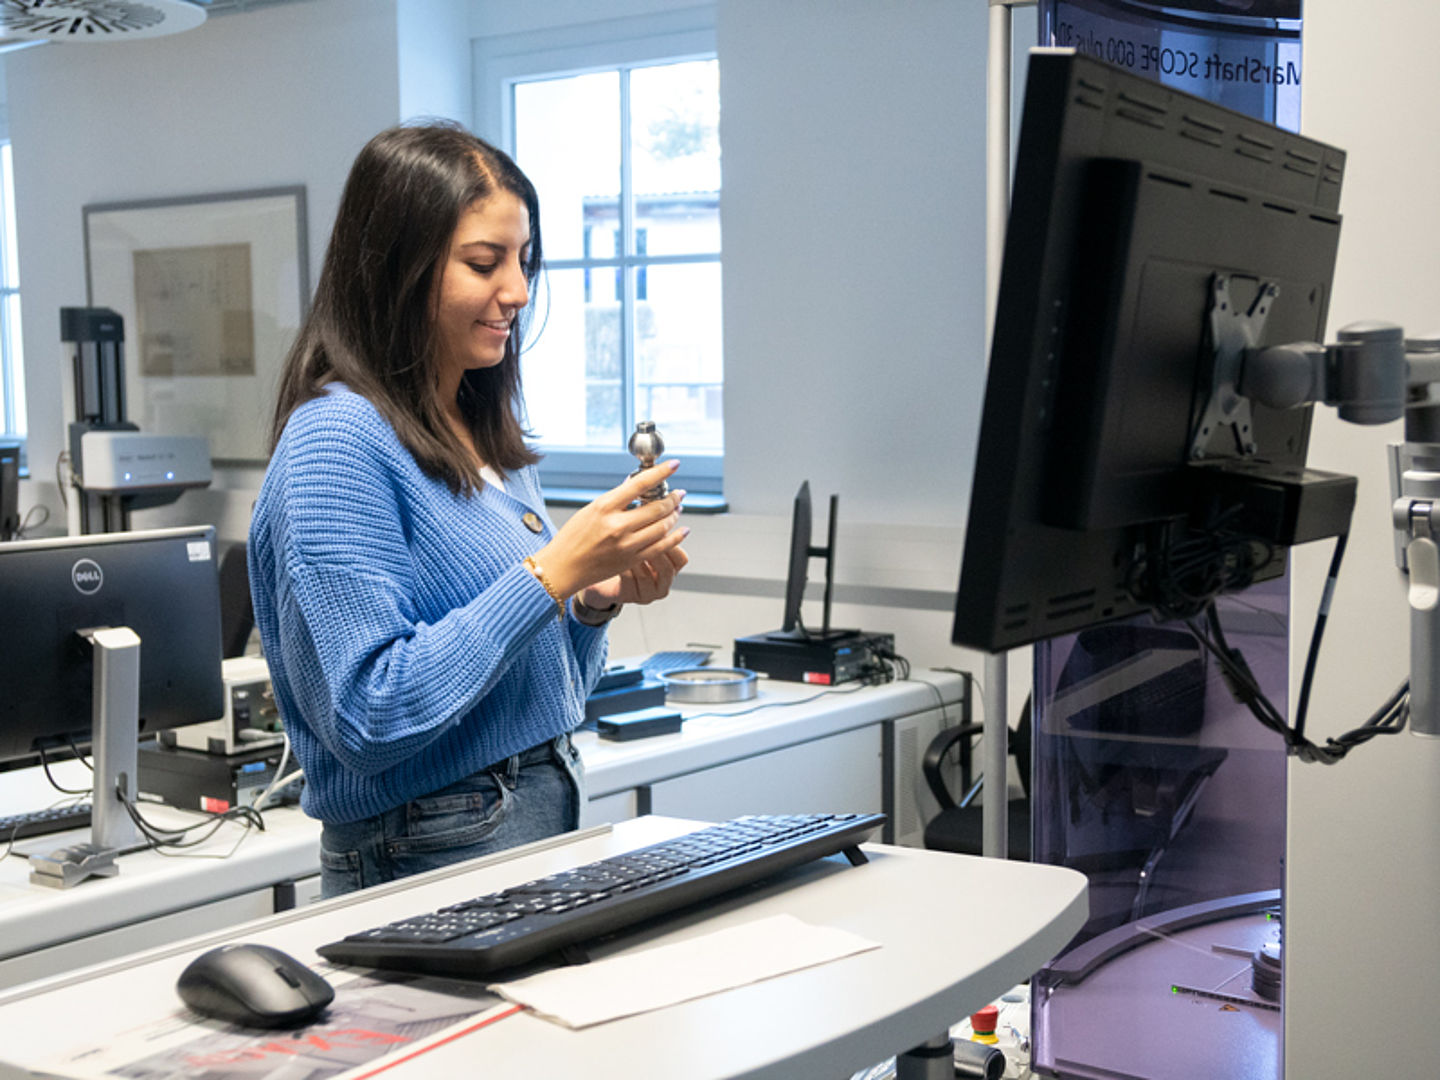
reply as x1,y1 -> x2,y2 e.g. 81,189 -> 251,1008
318,812 -> 884,978
641,649 -> 713,676
0,802 -> 92,842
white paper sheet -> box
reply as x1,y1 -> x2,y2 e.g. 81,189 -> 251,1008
489,913 -> 881,1028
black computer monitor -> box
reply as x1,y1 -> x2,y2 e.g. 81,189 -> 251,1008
952,50 -> 1345,653
0,526 -> 224,876
0,525 -> 224,761
0,443 -> 18,541
774,480 -> 850,642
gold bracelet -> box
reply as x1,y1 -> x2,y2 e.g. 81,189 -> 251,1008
523,556 -> 566,621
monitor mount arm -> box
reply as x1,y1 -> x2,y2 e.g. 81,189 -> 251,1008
1196,294 -> 1440,737
1189,275 -> 1276,461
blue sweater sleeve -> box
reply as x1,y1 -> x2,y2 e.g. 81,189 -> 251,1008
266,404 -> 560,777
504,466 -> 611,697
568,606 -> 611,696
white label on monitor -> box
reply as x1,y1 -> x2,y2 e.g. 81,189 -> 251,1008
187,540 -> 211,563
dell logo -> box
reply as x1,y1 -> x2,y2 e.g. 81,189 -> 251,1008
72,559 -> 103,595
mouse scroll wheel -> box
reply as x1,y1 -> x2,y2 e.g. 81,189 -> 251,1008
275,967 -> 302,988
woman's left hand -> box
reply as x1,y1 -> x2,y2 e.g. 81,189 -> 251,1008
579,544 -> 689,609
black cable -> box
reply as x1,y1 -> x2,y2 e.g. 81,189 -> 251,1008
117,786 -> 265,852
1128,508 -> 1274,623
38,743 -> 92,795
869,645 -> 910,683
14,503 -> 49,540
63,735 -> 94,771
1128,496 -> 1406,765
1186,597 -> 1407,765
1293,532 -> 1348,745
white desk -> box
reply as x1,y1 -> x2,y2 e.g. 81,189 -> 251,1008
0,673 -> 965,992
0,816 -> 1087,1080
0,761 -> 320,991
578,671 -> 967,845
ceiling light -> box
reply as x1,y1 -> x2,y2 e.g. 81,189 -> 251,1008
0,0 -> 207,42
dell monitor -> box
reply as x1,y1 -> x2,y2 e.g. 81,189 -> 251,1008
0,525 -> 225,883
953,49 -> 1346,653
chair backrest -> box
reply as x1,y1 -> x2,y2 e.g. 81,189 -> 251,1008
218,541 -> 255,658
1012,697 -> 1033,797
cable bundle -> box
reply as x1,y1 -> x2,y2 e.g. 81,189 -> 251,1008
1127,507 -> 1274,623
1181,531 -> 1408,764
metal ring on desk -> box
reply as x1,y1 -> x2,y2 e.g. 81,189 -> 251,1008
659,667 -> 759,704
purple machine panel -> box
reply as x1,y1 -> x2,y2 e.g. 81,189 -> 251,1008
1031,582 -> 1290,1079
1029,5 -> 1302,1077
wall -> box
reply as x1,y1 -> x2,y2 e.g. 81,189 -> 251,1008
7,0 -> 402,533
718,0 -> 987,524
8,0 -> 1023,711
470,0 -> 704,38
1285,2 -> 1440,1074
398,0 -> 472,127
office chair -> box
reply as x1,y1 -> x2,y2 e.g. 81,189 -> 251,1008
921,697 -> 1032,861
218,541 -> 256,658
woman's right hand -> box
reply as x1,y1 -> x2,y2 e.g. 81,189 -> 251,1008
532,461 -> 687,597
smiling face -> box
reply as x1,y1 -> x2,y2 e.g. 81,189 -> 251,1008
433,191 -> 532,391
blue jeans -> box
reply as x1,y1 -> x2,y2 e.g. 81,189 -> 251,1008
318,733 -> 584,899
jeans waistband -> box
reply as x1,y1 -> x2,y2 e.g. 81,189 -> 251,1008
497,733 -> 571,785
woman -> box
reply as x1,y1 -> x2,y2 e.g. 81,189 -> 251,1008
248,122 -> 688,898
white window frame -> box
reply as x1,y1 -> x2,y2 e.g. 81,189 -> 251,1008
0,126 -> 25,459
474,9 -> 723,498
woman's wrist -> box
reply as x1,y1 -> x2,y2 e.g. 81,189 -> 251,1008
571,593 -> 621,626
522,556 -> 567,621
532,544 -> 583,598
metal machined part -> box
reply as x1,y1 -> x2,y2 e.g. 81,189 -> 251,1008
627,420 -> 669,504
660,667 -> 759,704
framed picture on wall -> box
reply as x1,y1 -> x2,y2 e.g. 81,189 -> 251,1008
83,186 -> 309,465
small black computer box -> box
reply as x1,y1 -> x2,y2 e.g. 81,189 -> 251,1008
733,630 -> 895,686
138,742 -> 295,814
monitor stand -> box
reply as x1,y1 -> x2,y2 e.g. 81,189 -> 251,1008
29,626 -> 142,889
764,626 -> 859,644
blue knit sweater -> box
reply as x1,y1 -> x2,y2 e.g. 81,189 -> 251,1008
248,387 -> 609,824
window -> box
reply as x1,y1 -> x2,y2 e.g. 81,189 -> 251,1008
506,55 -> 723,496
0,140 -> 24,447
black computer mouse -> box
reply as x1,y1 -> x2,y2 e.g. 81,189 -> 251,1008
176,943 -> 334,1028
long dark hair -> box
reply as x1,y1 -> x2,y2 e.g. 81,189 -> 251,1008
270,122 -> 542,492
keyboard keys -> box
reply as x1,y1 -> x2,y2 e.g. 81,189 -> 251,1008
319,813 -> 884,979
0,802 -> 92,842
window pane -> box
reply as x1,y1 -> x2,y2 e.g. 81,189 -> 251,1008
631,60 -> 721,256
1,144 -> 16,288
3,292 -> 24,437
514,72 -> 619,262
522,267 -> 622,449
633,262 -> 722,452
